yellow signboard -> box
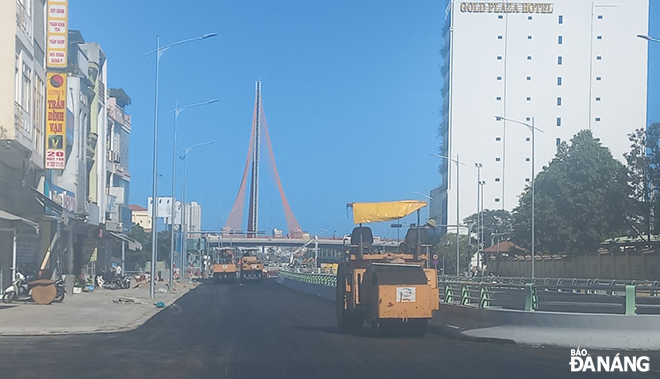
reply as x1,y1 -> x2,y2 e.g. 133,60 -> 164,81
45,72 -> 67,170
47,0 -> 68,68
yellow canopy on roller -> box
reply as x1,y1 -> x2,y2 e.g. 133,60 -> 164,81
349,200 -> 427,224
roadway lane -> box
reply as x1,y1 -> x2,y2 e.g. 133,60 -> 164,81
0,280 -> 658,379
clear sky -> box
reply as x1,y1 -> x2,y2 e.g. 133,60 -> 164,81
70,0 -> 660,239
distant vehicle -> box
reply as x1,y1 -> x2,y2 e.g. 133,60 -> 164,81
212,248 -> 238,284
239,250 -> 264,283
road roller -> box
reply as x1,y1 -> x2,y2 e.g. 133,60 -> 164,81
213,248 -> 238,283
337,200 -> 439,336
239,250 -> 265,283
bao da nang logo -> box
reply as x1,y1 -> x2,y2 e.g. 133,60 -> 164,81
570,348 -> 650,372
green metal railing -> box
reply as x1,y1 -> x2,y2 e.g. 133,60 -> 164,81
279,270 -> 337,287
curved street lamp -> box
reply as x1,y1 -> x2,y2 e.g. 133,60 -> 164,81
142,32 -> 217,299
495,116 -> 543,279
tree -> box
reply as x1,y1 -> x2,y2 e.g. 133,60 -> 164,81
125,225 -> 171,270
511,130 -> 634,254
109,88 -> 131,108
433,233 -> 473,275
463,209 -> 512,248
624,128 -> 651,241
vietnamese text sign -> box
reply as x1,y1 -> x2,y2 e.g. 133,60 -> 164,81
47,0 -> 68,68
45,73 -> 67,169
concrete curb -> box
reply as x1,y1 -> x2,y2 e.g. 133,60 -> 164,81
0,282 -> 199,336
435,303 -> 660,350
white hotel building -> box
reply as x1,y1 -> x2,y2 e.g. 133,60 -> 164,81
435,0 -> 650,228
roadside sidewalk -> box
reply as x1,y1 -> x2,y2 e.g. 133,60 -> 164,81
0,280 -> 198,336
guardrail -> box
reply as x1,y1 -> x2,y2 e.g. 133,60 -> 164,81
279,270 -> 337,287
438,277 -> 660,315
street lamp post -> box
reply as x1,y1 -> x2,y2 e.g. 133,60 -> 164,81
166,99 -> 218,290
179,140 -> 218,280
143,32 -> 217,300
430,153 -> 465,275
496,116 -> 543,279
475,163 -> 482,273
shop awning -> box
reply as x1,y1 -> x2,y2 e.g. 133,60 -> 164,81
0,209 -> 39,231
109,231 -> 142,251
31,186 -> 80,222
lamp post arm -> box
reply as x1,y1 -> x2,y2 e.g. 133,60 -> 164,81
142,33 -> 218,58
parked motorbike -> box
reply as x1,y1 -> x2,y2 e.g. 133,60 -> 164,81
3,270 -> 32,303
54,278 -> 65,302
96,271 -> 130,290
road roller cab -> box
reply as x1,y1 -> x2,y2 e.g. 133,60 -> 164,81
337,201 -> 440,336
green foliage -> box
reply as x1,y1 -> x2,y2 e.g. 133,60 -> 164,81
109,88 -> 131,108
463,209 -> 512,248
126,225 -> 172,270
511,130 -> 634,254
434,232 -> 473,275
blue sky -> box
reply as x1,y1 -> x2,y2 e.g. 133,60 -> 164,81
70,0 -> 660,239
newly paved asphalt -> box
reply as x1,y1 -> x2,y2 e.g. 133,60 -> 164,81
0,280 -> 658,379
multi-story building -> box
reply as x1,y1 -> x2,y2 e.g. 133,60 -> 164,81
0,0 -> 47,290
0,0 -> 137,290
186,201 -> 202,233
106,94 -> 132,234
436,0 -> 649,226
129,204 -> 151,232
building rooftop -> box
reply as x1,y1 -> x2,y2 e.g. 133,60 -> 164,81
128,204 -> 147,212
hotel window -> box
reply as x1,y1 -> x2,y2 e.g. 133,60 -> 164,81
527,76 -> 531,81
528,35 -> 532,40
557,97 -> 562,106
526,97 -> 531,101
497,76 -> 502,80
527,56 -> 532,60
597,35 -> 603,40
598,15 -> 603,19
495,198 -> 501,203
498,15 -> 503,19
496,137 -> 501,141
597,56 -> 602,60
495,178 -> 501,182
496,157 -> 501,162
595,117 -> 601,122
558,36 -> 563,44
528,16 -> 533,20
596,77 -> 601,81
596,97 -> 601,101
525,178 -> 530,182
557,117 -> 562,126
496,96 -> 502,101
558,56 -> 563,65
526,137 -> 531,141
556,138 -> 561,146
558,15 -> 563,24
498,35 -> 503,40
557,77 -> 562,85
526,158 -> 531,162
497,56 -> 502,60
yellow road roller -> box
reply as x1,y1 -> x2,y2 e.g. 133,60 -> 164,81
213,248 -> 238,283
239,249 -> 265,283
337,200 -> 439,336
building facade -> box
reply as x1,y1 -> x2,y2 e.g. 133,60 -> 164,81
0,0 -> 137,291
186,201 -> 202,233
438,0 -> 649,226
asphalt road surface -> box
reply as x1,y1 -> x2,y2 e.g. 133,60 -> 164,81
0,280 -> 659,379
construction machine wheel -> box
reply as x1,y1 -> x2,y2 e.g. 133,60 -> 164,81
336,268 -> 363,333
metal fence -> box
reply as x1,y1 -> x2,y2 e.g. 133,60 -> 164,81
438,275 -> 660,315
279,270 -> 337,287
